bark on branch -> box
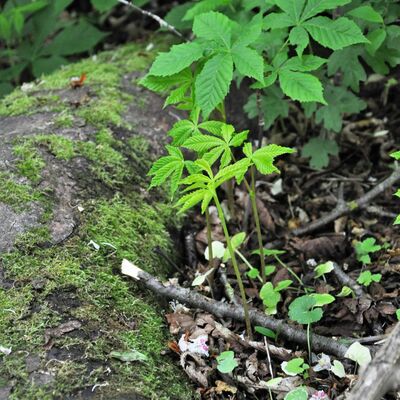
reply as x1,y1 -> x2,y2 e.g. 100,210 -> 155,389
121,260 -> 349,358
346,322 -> 400,400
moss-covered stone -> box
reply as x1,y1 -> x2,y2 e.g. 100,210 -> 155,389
0,173 -> 43,211
0,37 -> 195,399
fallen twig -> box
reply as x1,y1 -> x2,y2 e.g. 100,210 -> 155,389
292,168 -> 400,236
346,322 -> 400,400
121,260 -> 349,357
332,262 -> 365,298
117,0 -> 185,40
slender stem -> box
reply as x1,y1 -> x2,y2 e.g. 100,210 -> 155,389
214,194 -> 252,339
250,166 -> 266,283
205,207 -> 216,298
274,255 -> 307,291
226,179 -> 235,217
307,323 -> 312,361
205,207 -> 213,266
235,249 -> 263,283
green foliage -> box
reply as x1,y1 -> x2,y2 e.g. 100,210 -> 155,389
284,388 -> 308,400
288,295 -> 323,324
354,237 -> 382,264
0,0 -> 113,96
314,261 -> 334,279
302,137 -> 339,170
254,326 -> 276,340
281,357 -> 309,377
357,270 -> 382,287
216,351 -> 238,373
260,280 -> 292,315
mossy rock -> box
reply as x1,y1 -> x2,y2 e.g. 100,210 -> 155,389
0,39 -> 196,399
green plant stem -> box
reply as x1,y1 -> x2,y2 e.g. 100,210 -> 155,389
205,207 -> 213,266
235,249 -> 262,283
226,178 -> 235,217
250,165 -> 266,283
307,323 -> 312,361
274,255 -> 307,292
213,193 -> 252,339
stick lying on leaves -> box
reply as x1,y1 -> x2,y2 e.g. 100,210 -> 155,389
292,167 -> 400,236
121,259 -> 348,358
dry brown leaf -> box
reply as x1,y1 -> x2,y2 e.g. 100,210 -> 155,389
214,380 -> 237,394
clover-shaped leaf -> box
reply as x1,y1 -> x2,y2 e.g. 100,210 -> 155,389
344,342 -> 371,367
357,270 -> 382,287
216,351 -> 238,373
288,295 -> 323,324
354,237 -> 381,264
281,357 -> 308,376
314,261 -> 334,278
284,387 -> 308,400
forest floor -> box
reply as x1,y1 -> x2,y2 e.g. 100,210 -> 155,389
148,70 -> 400,399
0,32 -> 399,400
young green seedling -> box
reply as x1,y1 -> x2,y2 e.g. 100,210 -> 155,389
354,237 -> 382,264
216,350 -> 238,373
357,270 -> 382,287
288,294 -> 334,359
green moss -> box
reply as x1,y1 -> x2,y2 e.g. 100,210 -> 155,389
13,141 -> 45,183
34,134 -> 76,160
0,195 -> 194,399
54,112 -> 74,128
0,173 -> 42,210
77,88 -> 132,128
0,90 -> 39,116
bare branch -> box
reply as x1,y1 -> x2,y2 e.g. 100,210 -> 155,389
117,0 -> 186,40
292,168 -> 400,236
121,260 -> 349,357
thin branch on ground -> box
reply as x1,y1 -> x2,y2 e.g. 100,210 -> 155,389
345,322 -> 400,400
117,0 -> 186,40
121,260 -> 349,357
292,168 -> 400,236
332,262 -> 365,298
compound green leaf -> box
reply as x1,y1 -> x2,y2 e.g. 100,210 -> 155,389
140,68 -> 192,92
195,53 -> 233,118
193,11 -> 233,48
289,26 -> 309,57
232,46 -> 264,83
252,144 -> 294,175
347,5 -> 383,23
301,0 -> 351,21
263,12 -> 295,29
183,134 -> 224,153
149,42 -> 203,76
274,0 -> 306,23
279,70 -> 326,104
233,13 -> 263,47
283,55 -> 327,72
303,16 -> 368,50
183,0 -> 231,21
168,119 -> 197,146
366,28 -> 387,55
